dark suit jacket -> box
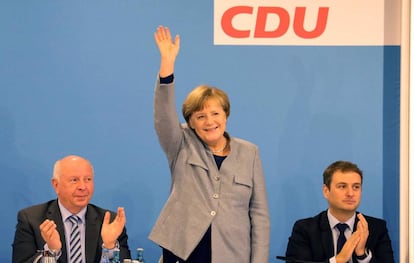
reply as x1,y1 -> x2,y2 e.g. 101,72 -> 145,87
285,210 -> 394,263
12,199 -> 131,263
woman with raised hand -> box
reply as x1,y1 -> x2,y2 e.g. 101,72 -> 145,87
149,25 -> 270,263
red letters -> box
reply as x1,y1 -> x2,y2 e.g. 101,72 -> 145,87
221,5 -> 329,39
293,7 -> 329,39
254,7 -> 290,38
221,6 -> 253,38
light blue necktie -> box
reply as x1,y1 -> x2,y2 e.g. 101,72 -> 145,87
69,215 -> 82,263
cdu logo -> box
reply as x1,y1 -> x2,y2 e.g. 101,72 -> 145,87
220,6 -> 329,39
214,0 -> 399,46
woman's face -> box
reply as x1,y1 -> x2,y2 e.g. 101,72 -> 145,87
189,98 -> 227,147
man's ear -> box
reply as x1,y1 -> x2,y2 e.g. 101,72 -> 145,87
322,184 -> 330,199
51,178 -> 59,191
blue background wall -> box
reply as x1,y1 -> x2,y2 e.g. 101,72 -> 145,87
1,1 -> 400,262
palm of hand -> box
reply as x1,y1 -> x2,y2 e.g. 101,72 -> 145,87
101,220 -> 123,242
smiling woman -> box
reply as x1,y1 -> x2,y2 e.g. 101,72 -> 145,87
0,0 -> 401,262
149,25 -> 271,263
183,86 -> 230,154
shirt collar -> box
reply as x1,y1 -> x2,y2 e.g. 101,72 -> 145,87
327,209 -> 356,230
57,199 -> 87,223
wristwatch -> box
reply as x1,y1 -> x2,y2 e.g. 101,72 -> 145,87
102,240 -> 120,250
49,249 -> 61,257
355,249 -> 368,260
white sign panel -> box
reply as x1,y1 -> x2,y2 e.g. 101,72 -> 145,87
214,0 -> 400,46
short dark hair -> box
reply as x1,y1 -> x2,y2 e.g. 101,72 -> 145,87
323,160 -> 363,189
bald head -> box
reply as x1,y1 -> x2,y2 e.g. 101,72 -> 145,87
52,155 -> 95,214
53,155 -> 94,181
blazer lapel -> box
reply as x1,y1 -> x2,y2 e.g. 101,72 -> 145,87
85,205 -> 101,262
351,213 -> 361,262
320,211 -> 335,258
46,200 -> 68,263
187,153 -> 208,171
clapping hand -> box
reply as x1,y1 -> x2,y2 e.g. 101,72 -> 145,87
101,207 -> 126,249
40,219 -> 62,252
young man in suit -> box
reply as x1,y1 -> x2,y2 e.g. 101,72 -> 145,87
285,160 -> 394,263
12,155 -> 131,263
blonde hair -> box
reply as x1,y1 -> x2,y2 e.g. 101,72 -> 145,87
182,85 -> 230,123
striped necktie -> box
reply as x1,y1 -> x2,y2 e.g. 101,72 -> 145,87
69,215 -> 82,263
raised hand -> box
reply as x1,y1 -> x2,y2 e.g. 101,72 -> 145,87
355,213 -> 369,255
101,207 -> 126,249
154,25 -> 180,77
40,219 -> 62,251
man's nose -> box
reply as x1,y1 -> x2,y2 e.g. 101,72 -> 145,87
77,180 -> 87,189
346,186 -> 354,195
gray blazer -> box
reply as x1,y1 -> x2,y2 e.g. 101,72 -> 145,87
149,78 -> 270,263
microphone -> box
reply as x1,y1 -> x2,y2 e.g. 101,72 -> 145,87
276,255 -> 324,263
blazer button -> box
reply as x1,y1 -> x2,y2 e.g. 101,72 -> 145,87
213,193 -> 219,199
210,211 -> 216,216
214,176 -> 220,181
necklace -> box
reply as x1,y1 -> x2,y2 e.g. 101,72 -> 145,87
210,141 -> 228,154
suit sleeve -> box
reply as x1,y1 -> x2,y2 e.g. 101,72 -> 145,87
154,77 -> 184,169
368,219 -> 395,263
286,220 -> 315,260
108,212 -> 131,261
250,148 -> 271,263
12,209 -> 44,263
118,226 -> 130,260
285,220 -> 331,263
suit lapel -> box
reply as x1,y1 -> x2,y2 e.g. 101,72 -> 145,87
46,200 -> 68,263
350,213 -> 361,262
187,153 -> 208,170
320,211 -> 335,258
85,205 -> 101,263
